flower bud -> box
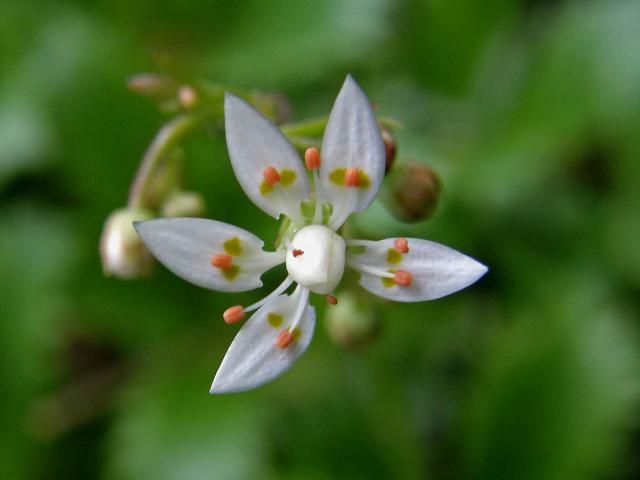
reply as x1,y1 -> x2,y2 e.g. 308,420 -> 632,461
382,160 -> 442,222
325,293 -> 378,349
127,73 -> 178,100
100,208 -> 154,279
160,191 -> 207,218
178,85 -> 198,109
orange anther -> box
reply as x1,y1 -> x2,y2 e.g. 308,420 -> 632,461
223,305 -> 245,324
344,167 -> 360,187
263,166 -> 281,186
275,329 -> 295,348
394,238 -> 409,254
304,147 -> 321,170
326,295 -> 338,305
394,270 -> 413,287
211,254 -> 233,269
292,249 -> 304,257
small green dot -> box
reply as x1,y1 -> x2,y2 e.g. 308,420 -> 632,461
329,168 -> 346,185
381,269 -> 396,288
347,245 -> 366,255
386,248 -> 402,264
280,169 -> 296,186
260,181 -> 274,195
222,264 -> 240,281
224,237 -> 242,256
267,312 -> 283,328
292,328 -> 301,340
357,170 -> 371,188
382,277 -> 396,288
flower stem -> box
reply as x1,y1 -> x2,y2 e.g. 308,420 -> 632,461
127,114 -> 206,209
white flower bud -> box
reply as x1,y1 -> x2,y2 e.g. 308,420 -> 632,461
100,208 -> 154,279
160,191 -> 207,218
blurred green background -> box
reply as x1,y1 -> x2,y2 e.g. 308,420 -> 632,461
2,0 -> 640,478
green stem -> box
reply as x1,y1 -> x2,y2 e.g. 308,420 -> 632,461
127,114 -> 206,209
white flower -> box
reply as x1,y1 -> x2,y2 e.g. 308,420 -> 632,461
135,75 -> 488,394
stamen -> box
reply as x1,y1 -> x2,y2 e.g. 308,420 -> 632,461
244,276 -> 294,313
275,329 -> 294,348
287,286 -> 310,332
394,238 -> 409,254
292,249 -> 304,257
394,270 -> 413,286
304,147 -> 321,170
326,295 -> 338,305
346,259 -> 395,278
263,166 -> 281,186
312,170 -> 323,224
223,305 -> 245,324
211,254 -> 233,269
344,167 -> 360,187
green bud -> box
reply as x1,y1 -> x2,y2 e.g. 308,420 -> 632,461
100,208 -> 154,279
382,159 -> 442,222
325,293 -> 378,349
160,191 -> 207,217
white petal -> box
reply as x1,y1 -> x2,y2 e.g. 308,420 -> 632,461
347,238 -> 487,302
320,75 -> 385,229
211,286 -> 315,394
224,94 -> 309,225
134,218 -> 284,292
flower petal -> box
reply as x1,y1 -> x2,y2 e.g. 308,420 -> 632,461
210,286 -> 315,394
225,94 -> 309,225
134,218 -> 284,292
347,238 -> 487,302
320,75 -> 385,229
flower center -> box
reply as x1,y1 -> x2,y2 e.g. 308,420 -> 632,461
285,225 -> 345,294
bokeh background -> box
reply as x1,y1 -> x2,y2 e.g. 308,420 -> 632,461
2,0 -> 640,478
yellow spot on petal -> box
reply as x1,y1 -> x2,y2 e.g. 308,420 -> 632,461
268,312 -> 283,328
347,245 -> 366,255
329,167 -> 370,188
222,264 -> 240,281
280,169 -> 296,186
223,237 -> 242,256
292,327 -> 301,340
260,180 -> 274,195
357,170 -> 371,188
381,269 -> 397,288
329,168 -> 346,186
387,248 -> 402,264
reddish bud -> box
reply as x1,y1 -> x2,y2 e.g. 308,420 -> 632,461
211,254 -> 233,270
304,147 -> 321,170
394,270 -> 413,287
344,167 -> 360,187
263,166 -> 281,186
223,305 -> 245,324
393,238 -> 409,254
326,295 -> 338,305
178,85 -> 198,109
276,330 -> 295,348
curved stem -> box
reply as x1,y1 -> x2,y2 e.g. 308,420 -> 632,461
127,114 -> 206,209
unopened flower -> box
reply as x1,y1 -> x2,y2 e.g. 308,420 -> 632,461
383,159 -> 442,222
135,76 -> 487,393
161,191 -> 207,218
100,208 -> 154,279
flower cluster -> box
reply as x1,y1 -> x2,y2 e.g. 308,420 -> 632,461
135,76 -> 487,393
